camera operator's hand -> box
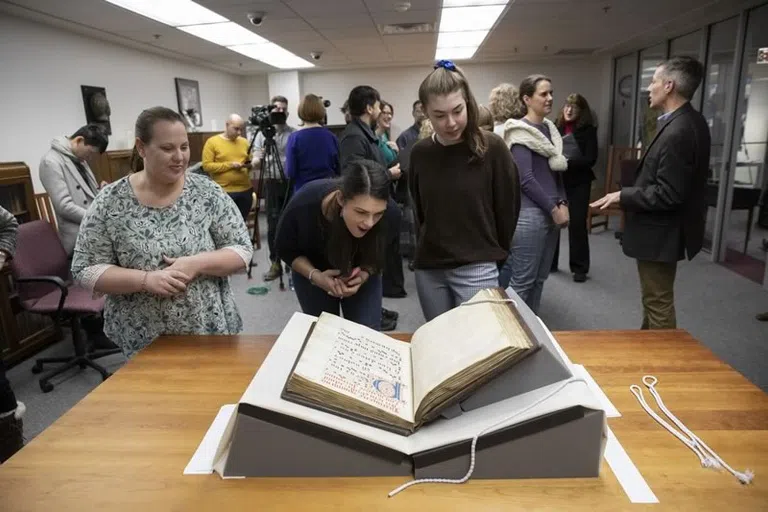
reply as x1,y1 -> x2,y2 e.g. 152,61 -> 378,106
388,163 -> 402,180
229,162 -> 243,170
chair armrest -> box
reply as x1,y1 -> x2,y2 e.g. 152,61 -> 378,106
15,275 -> 69,317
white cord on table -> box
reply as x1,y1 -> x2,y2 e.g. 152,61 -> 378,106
631,375 -> 754,485
388,377 -> 586,498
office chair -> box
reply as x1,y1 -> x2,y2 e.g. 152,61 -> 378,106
10,221 -> 122,393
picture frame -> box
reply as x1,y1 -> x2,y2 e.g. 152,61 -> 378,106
174,78 -> 203,128
81,85 -> 112,135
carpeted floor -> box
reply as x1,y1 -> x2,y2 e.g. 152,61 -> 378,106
7,216 -> 768,443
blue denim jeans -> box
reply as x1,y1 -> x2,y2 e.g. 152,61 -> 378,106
499,207 -> 559,315
292,271 -> 383,330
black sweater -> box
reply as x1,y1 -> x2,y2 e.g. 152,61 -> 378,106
409,133 -> 520,269
559,124 -> 598,188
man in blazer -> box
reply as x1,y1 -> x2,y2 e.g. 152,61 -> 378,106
592,56 -> 710,329
39,125 -> 108,256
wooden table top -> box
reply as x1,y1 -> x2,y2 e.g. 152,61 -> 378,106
1,329 -> 766,511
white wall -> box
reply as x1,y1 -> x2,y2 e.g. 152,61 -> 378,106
240,75 -> 270,118
0,14 -> 245,191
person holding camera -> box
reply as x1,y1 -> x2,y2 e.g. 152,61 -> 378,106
252,95 -> 296,282
275,159 -> 394,330
202,113 -> 254,221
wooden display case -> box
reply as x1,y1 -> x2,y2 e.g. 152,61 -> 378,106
0,162 -> 59,366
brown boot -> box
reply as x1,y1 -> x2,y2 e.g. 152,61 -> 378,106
263,261 -> 283,282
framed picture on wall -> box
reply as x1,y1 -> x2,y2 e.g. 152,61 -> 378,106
174,78 -> 203,128
81,85 -> 112,135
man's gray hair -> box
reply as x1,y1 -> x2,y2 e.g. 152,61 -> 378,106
659,56 -> 704,101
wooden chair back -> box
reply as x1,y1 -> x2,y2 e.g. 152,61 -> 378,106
34,193 -> 57,232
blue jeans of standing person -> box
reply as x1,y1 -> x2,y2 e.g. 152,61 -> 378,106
415,262 -> 499,321
499,207 -> 559,315
292,271 -> 383,330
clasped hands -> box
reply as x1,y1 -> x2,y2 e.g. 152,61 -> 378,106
142,255 -> 200,297
314,267 -> 368,298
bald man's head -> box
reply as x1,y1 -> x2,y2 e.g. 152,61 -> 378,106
225,114 -> 245,140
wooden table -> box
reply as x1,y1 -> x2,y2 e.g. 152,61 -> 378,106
1,330 -> 766,511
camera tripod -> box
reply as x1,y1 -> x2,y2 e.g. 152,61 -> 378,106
246,127 -> 291,290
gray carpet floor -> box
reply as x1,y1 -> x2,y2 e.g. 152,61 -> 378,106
7,216 -> 768,443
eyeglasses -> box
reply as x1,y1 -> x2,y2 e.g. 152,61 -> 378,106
381,111 -> 393,116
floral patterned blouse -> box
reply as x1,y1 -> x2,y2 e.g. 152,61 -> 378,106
71,173 -> 253,357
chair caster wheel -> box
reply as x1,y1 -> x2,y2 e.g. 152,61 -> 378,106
40,381 -> 54,393
31,363 -> 43,374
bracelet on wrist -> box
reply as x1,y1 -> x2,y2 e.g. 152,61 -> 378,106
140,271 -> 149,292
308,269 -> 318,284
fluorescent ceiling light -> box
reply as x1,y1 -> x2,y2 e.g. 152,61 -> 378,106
435,46 -> 478,60
104,0 -> 226,27
437,30 -> 488,48
229,43 -> 314,69
178,22 -> 267,46
442,0 -> 508,6
439,5 -> 506,32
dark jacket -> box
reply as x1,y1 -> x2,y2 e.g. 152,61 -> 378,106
559,124 -> 597,188
620,102 -> 711,263
338,118 -> 387,171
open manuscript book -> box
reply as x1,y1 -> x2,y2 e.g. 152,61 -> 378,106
282,288 -> 539,436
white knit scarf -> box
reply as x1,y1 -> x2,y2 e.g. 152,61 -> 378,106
502,118 -> 568,171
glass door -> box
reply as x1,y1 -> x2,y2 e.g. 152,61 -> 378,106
716,5 -> 768,287
702,17 -> 741,253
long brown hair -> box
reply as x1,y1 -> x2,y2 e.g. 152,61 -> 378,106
324,159 -> 390,276
555,93 -> 595,131
418,64 -> 487,161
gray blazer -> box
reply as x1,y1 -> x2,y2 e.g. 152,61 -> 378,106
39,140 -> 99,255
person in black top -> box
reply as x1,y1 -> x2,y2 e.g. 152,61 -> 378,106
338,86 -> 405,327
275,159 -> 394,330
552,93 -> 598,282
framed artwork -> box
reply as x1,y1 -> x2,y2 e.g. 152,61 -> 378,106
175,78 -> 203,128
81,85 -> 112,135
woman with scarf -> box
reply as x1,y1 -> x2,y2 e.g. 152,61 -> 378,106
498,75 -> 569,314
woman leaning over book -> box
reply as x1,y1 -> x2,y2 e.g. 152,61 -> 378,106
275,159 -> 394,330
409,60 -> 521,321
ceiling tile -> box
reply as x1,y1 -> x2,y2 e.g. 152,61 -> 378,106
286,0 -> 368,16
371,9 -> 438,25
363,0 -> 440,12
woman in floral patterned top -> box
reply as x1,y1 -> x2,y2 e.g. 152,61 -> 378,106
71,107 -> 253,357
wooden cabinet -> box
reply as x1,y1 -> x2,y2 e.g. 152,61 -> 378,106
90,149 -> 133,184
0,162 -> 58,366
0,162 -> 39,225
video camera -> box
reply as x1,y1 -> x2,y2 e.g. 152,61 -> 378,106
249,104 -> 287,139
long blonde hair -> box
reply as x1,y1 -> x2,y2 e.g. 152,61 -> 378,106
418,64 -> 487,161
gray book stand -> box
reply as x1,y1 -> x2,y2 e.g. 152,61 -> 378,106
218,289 -> 605,479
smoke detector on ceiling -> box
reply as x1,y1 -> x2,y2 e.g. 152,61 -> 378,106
379,22 -> 435,35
